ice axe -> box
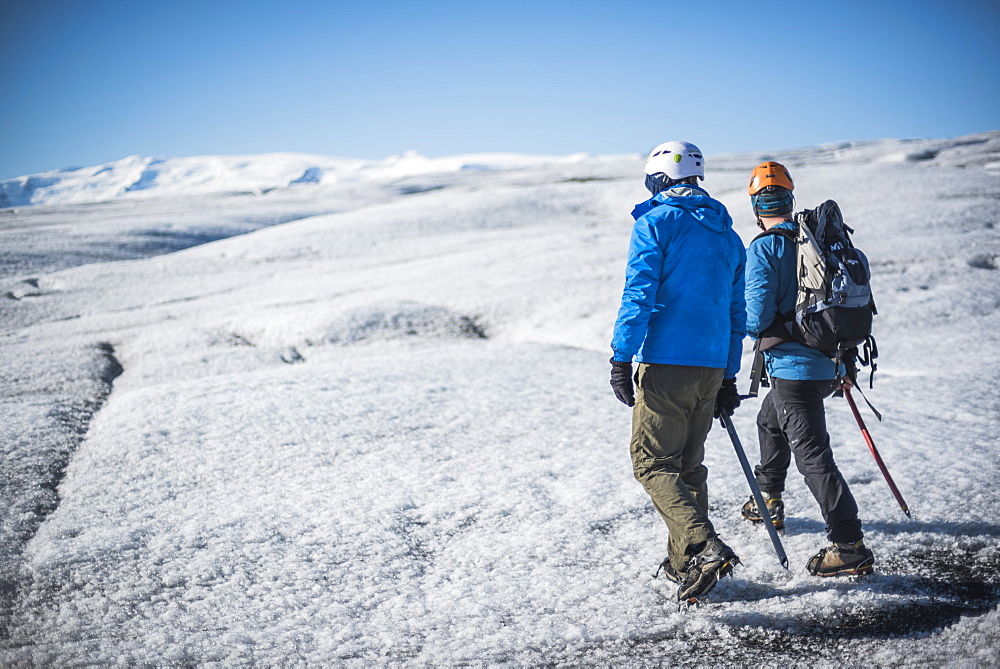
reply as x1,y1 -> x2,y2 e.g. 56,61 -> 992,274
844,386 -> 911,518
719,412 -> 788,569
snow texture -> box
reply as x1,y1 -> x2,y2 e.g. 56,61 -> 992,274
1,133 -> 999,665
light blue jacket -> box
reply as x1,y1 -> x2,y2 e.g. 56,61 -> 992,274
611,185 -> 746,378
745,221 -> 839,380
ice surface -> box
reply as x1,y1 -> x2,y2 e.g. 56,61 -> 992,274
1,134 -> 998,664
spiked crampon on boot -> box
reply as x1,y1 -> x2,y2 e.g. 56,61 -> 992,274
676,538 -> 740,601
653,558 -> 686,585
741,493 -> 785,530
807,539 -> 875,576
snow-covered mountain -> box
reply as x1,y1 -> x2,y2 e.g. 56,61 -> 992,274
3,132 -> 998,211
0,133 -> 998,664
0,150 -> 611,209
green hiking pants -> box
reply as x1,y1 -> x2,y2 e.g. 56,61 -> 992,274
630,363 -> 724,571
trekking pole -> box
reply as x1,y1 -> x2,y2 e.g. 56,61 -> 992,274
719,413 -> 788,569
844,387 -> 911,518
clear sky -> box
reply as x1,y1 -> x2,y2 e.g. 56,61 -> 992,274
1,0 -> 998,180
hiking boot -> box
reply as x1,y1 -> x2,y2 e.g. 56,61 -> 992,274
653,557 -> 686,585
741,493 -> 785,530
807,540 -> 875,577
677,538 -> 740,601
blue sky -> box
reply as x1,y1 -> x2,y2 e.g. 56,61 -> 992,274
1,0 -> 998,180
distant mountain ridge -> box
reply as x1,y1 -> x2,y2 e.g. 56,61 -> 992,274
3,132 -> 997,209
0,150 -> 606,209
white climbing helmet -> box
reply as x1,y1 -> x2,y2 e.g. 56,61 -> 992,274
644,141 -> 705,181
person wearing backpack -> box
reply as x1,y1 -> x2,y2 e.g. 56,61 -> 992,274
741,162 -> 875,577
609,141 -> 746,601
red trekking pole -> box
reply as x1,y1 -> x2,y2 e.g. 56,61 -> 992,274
844,387 -> 911,518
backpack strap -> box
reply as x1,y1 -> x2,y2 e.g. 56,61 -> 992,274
752,225 -> 797,244
747,338 -> 769,398
857,335 -> 879,389
757,313 -> 794,350
747,312 -> 796,398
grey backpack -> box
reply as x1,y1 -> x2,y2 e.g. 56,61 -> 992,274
787,200 -> 876,351
750,200 -> 879,392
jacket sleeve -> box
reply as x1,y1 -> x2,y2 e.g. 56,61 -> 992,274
725,241 -> 747,378
610,210 -> 666,361
744,236 -> 781,338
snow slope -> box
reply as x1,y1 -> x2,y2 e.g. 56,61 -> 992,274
1,133 -> 998,664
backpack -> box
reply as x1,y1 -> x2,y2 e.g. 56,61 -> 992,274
749,200 -> 879,394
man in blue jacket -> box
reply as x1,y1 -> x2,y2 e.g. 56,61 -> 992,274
610,141 -> 746,601
742,161 -> 875,576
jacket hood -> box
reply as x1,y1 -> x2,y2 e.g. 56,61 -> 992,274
631,185 -> 734,233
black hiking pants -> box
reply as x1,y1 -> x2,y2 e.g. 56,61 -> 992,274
755,378 -> 863,544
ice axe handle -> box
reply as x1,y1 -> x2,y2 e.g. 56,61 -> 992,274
844,387 -> 911,518
719,413 -> 789,569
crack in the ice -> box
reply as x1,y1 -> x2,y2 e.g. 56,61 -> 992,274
0,342 -> 123,642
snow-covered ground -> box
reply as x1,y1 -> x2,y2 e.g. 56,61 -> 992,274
1,133 -> 998,664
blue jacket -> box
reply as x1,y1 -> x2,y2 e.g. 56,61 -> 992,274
745,221 -> 839,380
611,186 -> 746,378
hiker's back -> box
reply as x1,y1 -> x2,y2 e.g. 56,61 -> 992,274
745,224 -> 839,381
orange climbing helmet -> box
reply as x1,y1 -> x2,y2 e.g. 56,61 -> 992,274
747,161 -> 794,195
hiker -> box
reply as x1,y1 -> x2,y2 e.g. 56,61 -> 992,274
741,161 -> 875,576
609,141 -> 746,600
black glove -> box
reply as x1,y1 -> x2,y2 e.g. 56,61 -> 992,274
714,378 -> 741,418
610,358 -> 635,407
